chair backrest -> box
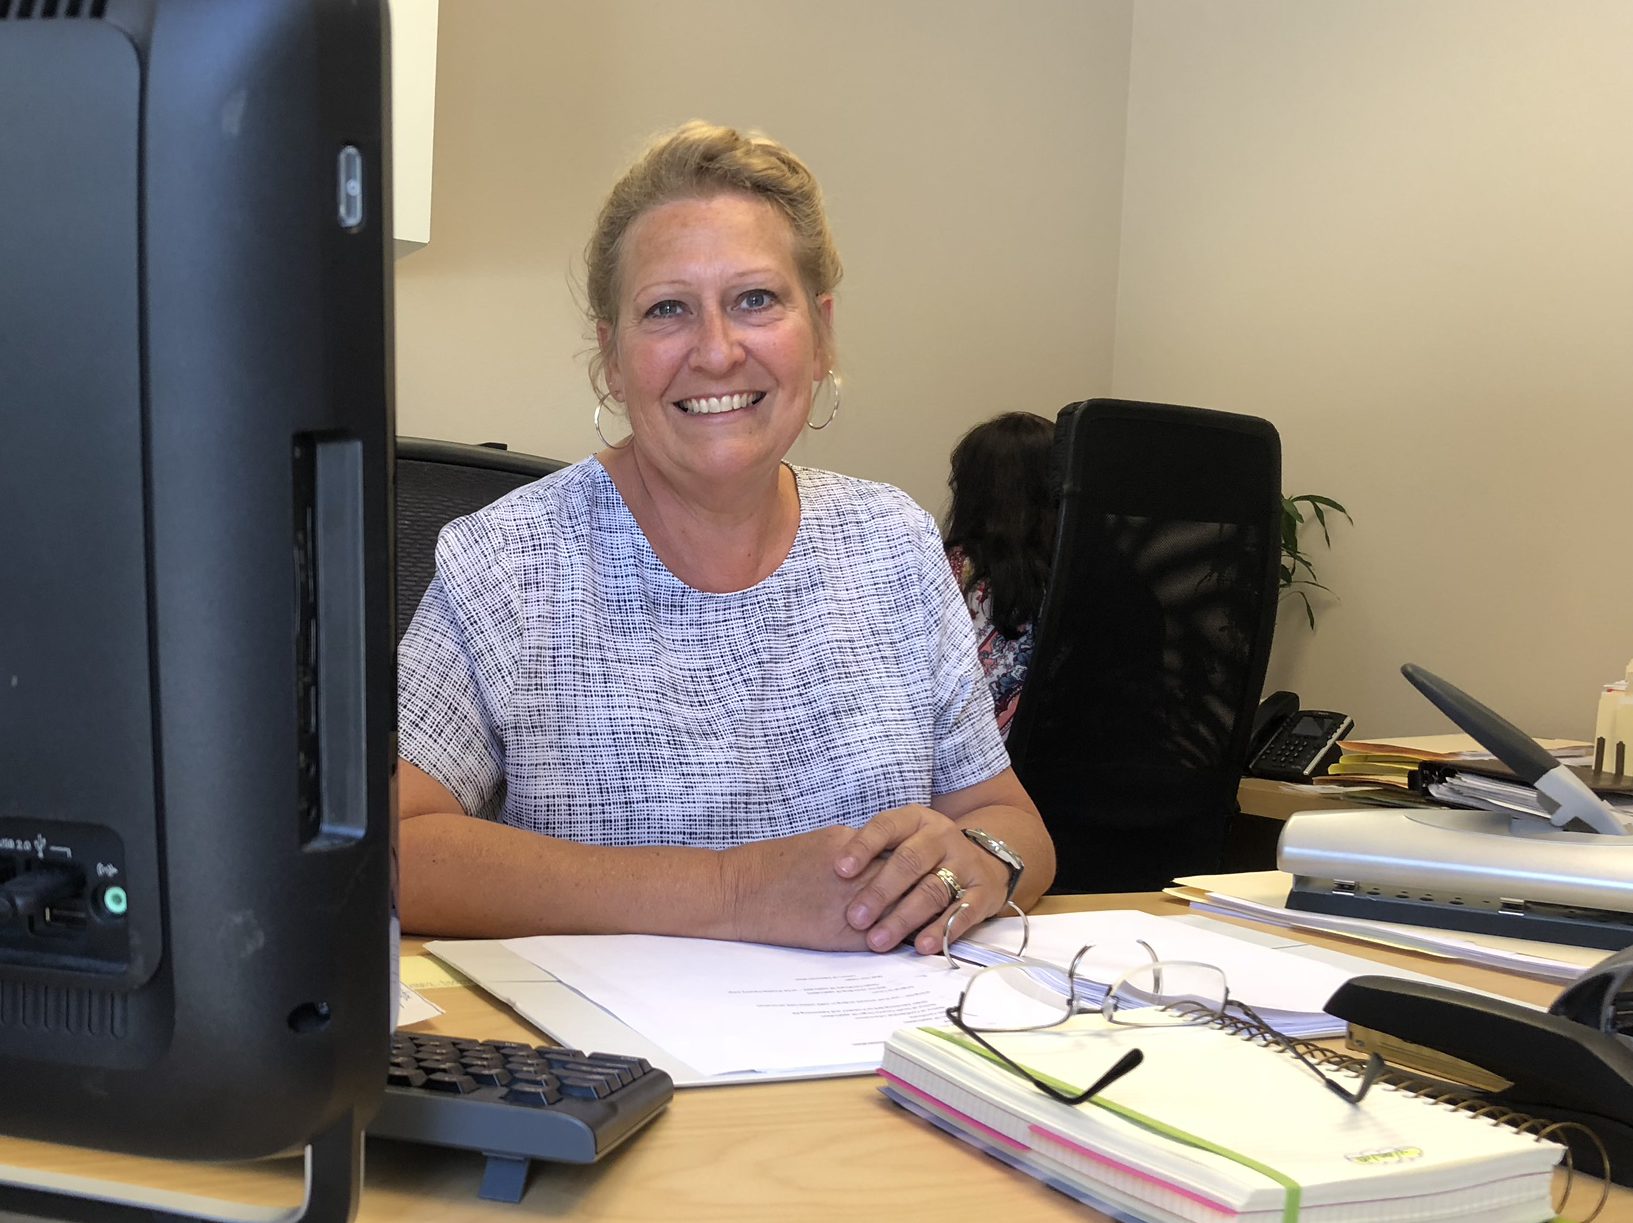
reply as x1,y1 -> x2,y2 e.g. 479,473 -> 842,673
1005,399 -> 1282,893
395,436 -> 566,644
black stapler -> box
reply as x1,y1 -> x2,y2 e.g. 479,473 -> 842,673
1326,944 -> 1633,1185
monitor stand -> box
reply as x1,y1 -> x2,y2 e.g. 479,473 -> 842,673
0,1110 -> 363,1223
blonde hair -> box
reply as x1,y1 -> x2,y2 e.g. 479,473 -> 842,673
586,121 -> 842,402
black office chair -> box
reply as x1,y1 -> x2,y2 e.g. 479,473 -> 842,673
395,436 -> 566,644
1005,399 -> 1282,894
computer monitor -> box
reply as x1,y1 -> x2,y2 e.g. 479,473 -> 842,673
0,2 -> 394,1219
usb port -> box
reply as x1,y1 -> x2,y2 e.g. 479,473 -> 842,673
41,899 -> 88,931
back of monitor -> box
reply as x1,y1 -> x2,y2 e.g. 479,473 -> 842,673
0,0 -> 395,1208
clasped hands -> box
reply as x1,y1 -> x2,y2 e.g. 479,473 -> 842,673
725,804 -> 1006,955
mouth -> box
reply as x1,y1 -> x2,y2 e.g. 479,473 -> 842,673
674,391 -> 766,416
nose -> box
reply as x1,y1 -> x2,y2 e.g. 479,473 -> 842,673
689,305 -> 745,374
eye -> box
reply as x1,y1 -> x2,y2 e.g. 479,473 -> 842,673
644,299 -> 686,319
738,288 -> 777,311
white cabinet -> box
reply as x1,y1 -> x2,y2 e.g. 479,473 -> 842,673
389,0 -> 438,257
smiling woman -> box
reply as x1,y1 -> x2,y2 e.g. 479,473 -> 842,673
393,121 -> 1056,957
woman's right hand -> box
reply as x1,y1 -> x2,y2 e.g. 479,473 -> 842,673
720,827 -> 886,951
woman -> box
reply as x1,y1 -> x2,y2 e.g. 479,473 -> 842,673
944,412 -> 1059,738
396,122 -> 1055,954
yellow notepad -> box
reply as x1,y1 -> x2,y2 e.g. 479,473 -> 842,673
399,953 -> 470,991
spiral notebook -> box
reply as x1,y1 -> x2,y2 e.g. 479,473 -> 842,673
881,1014 -> 1570,1223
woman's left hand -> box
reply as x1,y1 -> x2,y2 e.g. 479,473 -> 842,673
832,804 -> 1007,954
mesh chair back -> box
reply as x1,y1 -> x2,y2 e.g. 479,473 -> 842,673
1006,399 -> 1281,893
395,437 -> 565,644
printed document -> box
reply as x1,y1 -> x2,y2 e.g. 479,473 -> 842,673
500,934 -> 966,1077
429,909 -> 1464,1084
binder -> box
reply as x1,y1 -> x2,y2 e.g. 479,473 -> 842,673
881,1010 -> 1595,1223
1418,757 -> 1633,803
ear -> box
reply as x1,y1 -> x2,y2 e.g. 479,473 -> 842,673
812,293 -> 835,379
596,320 -> 624,402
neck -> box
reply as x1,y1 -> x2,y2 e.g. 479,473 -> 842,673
598,447 -> 801,593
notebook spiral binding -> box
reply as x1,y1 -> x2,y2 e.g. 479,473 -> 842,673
1174,1003 -> 1612,1222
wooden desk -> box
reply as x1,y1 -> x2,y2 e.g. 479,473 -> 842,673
0,894 -> 1623,1222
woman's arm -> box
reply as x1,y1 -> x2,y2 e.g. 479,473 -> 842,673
821,507 -> 1057,953
397,759 -> 889,948
832,767 -> 1057,955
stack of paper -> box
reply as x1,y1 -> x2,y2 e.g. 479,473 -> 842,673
1315,734 -> 1588,790
428,933 -> 967,1085
883,1015 -> 1561,1223
428,910 -> 1459,1085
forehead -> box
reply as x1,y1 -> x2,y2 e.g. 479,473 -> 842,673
618,192 -> 798,293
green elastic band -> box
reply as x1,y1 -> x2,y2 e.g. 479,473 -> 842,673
927,1028 -> 1303,1223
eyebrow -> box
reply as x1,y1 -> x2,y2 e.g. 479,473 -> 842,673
631,268 -> 792,300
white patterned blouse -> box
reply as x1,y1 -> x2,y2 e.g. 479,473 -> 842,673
397,457 -> 1010,849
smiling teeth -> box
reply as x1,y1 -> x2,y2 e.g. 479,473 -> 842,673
678,392 -> 759,414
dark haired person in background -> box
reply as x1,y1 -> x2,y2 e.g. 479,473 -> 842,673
944,412 -> 1059,739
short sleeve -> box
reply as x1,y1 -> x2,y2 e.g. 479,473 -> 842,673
916,515 -> 1013,795
396,514 -> 522,817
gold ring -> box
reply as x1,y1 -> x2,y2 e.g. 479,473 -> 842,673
934,866 -> 965,906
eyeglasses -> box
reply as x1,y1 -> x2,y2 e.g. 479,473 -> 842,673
940,899 -> 1032,967
943,936 -> 1382,1107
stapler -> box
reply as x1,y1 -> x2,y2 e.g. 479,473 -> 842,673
1326,944 -> 1633,1185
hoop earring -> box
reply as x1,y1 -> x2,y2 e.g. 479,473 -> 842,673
808,370 -> 841,431
593,400 -> 631,449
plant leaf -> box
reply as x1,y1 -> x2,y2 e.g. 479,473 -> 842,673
1278,491 -> 1351,628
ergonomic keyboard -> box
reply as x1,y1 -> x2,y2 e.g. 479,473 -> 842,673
370,1033 -> 676,1202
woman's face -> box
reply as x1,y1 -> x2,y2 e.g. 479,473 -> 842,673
599,192 -> 831,491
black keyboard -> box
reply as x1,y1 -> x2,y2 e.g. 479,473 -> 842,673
370,1033 -> 675,1202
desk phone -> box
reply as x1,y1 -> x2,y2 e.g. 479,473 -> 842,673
1247,691 -> 1354,780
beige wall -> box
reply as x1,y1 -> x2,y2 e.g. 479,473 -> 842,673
399,0 -> 1632,742
395,0 -> 1134,518
1113,0 -> 1633,739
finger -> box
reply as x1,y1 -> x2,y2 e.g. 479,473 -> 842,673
844,828 -> 941,931
863,862 -> 972,952
833,806 -> 922,880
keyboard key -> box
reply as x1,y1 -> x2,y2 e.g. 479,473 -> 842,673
423,1071 -> 478,1094
550,1058 -> 634,1086
588,1052 -> 652,1075
503,1082 -> 562,1107
556,1072 -> 616,1100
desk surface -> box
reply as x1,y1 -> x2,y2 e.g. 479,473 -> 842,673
1,893 -> 1622,1223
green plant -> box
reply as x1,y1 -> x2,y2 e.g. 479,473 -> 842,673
1280,493 -> 1351,629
